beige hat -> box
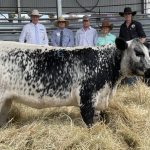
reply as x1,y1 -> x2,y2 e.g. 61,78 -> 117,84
30,9 -> 41,17
54,16 -> 69,27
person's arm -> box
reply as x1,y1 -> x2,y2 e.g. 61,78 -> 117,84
96,37 -> 100,46
112,34 -> 116,43
68,30 -> 74,47
136,22 -> 146,43
19,25 -> 27,43
75,30 -> 79,46
51,30 -> 58,46
119,25 -> 123,38
93,29 -> 98,46
43,26 -> 49,45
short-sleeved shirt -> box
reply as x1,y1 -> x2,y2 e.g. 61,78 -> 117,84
96,33 -> 116,46
119,20 -> 146,41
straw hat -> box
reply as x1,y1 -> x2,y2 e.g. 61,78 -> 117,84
54,16 -> 69,27
30,9 -> 41,17
119,7 -> 136,17
100,19 -> 113,30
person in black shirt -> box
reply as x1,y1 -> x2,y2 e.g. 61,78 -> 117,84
119,7 -> 146,85
119,7 -> 146,43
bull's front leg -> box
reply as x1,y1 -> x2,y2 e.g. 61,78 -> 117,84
0,90 -> 12,126
79,84 -> 95,127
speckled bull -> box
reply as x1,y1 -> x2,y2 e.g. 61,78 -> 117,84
0,38 -> 150,127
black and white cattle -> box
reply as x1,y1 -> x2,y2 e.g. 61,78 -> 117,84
0,38 -> 150,127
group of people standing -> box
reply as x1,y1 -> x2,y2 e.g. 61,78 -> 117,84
18,7 -> 147,85
19,7 -> 146,47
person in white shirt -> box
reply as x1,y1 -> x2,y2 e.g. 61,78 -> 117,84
19,9 -> 48,45
75,15 -> 98,46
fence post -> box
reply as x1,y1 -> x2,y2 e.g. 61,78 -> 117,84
17,0 -> 21,23
56,0 -> 62,19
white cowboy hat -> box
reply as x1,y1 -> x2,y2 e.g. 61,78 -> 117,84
54,16 -> 69,27
30,9 -> 41,17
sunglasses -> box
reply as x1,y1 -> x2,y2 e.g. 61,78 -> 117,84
83,20 -> 89,22
59,21 -> 66,23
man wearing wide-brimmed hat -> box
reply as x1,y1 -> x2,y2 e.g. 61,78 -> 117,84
75,15 -> 98,46
119,7 -> 146,43
96,19 -> 116,46
19,9 -> 48,45
119,7 -> 146,85
51,16 -> 74,47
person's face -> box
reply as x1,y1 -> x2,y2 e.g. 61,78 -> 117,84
83,20 -> 90,28
101,27 -> 110,35
31,15 -> 39,24
58,21 -> 66,29
124,13 -> 132,22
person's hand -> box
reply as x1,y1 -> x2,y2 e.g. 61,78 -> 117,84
139,38 -> 146,43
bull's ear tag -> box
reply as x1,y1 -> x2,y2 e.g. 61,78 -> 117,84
115,37 -> 128,51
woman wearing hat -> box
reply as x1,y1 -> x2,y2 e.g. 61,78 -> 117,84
19,9 -> 48,45
119,7 -> 146,43
96,19 -> 116,46
51,16 -> 74,47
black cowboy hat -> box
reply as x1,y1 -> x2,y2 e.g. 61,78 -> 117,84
119,7 -> 136,17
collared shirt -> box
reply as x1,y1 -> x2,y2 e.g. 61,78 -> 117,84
96,33 -> 116,46
19,23 -> 48,45
75,26 -> 98,46
51,28 -> 74,47
119,20 -> 146,41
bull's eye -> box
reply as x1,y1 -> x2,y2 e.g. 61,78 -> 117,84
134,49 -> 145,57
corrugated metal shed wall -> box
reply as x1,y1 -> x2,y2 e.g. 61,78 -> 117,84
21,0 -> 56,12
0,0 -> 57,12
62,0 -> 142,13
0,0 -> 142,14
0,0 -> 17,12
